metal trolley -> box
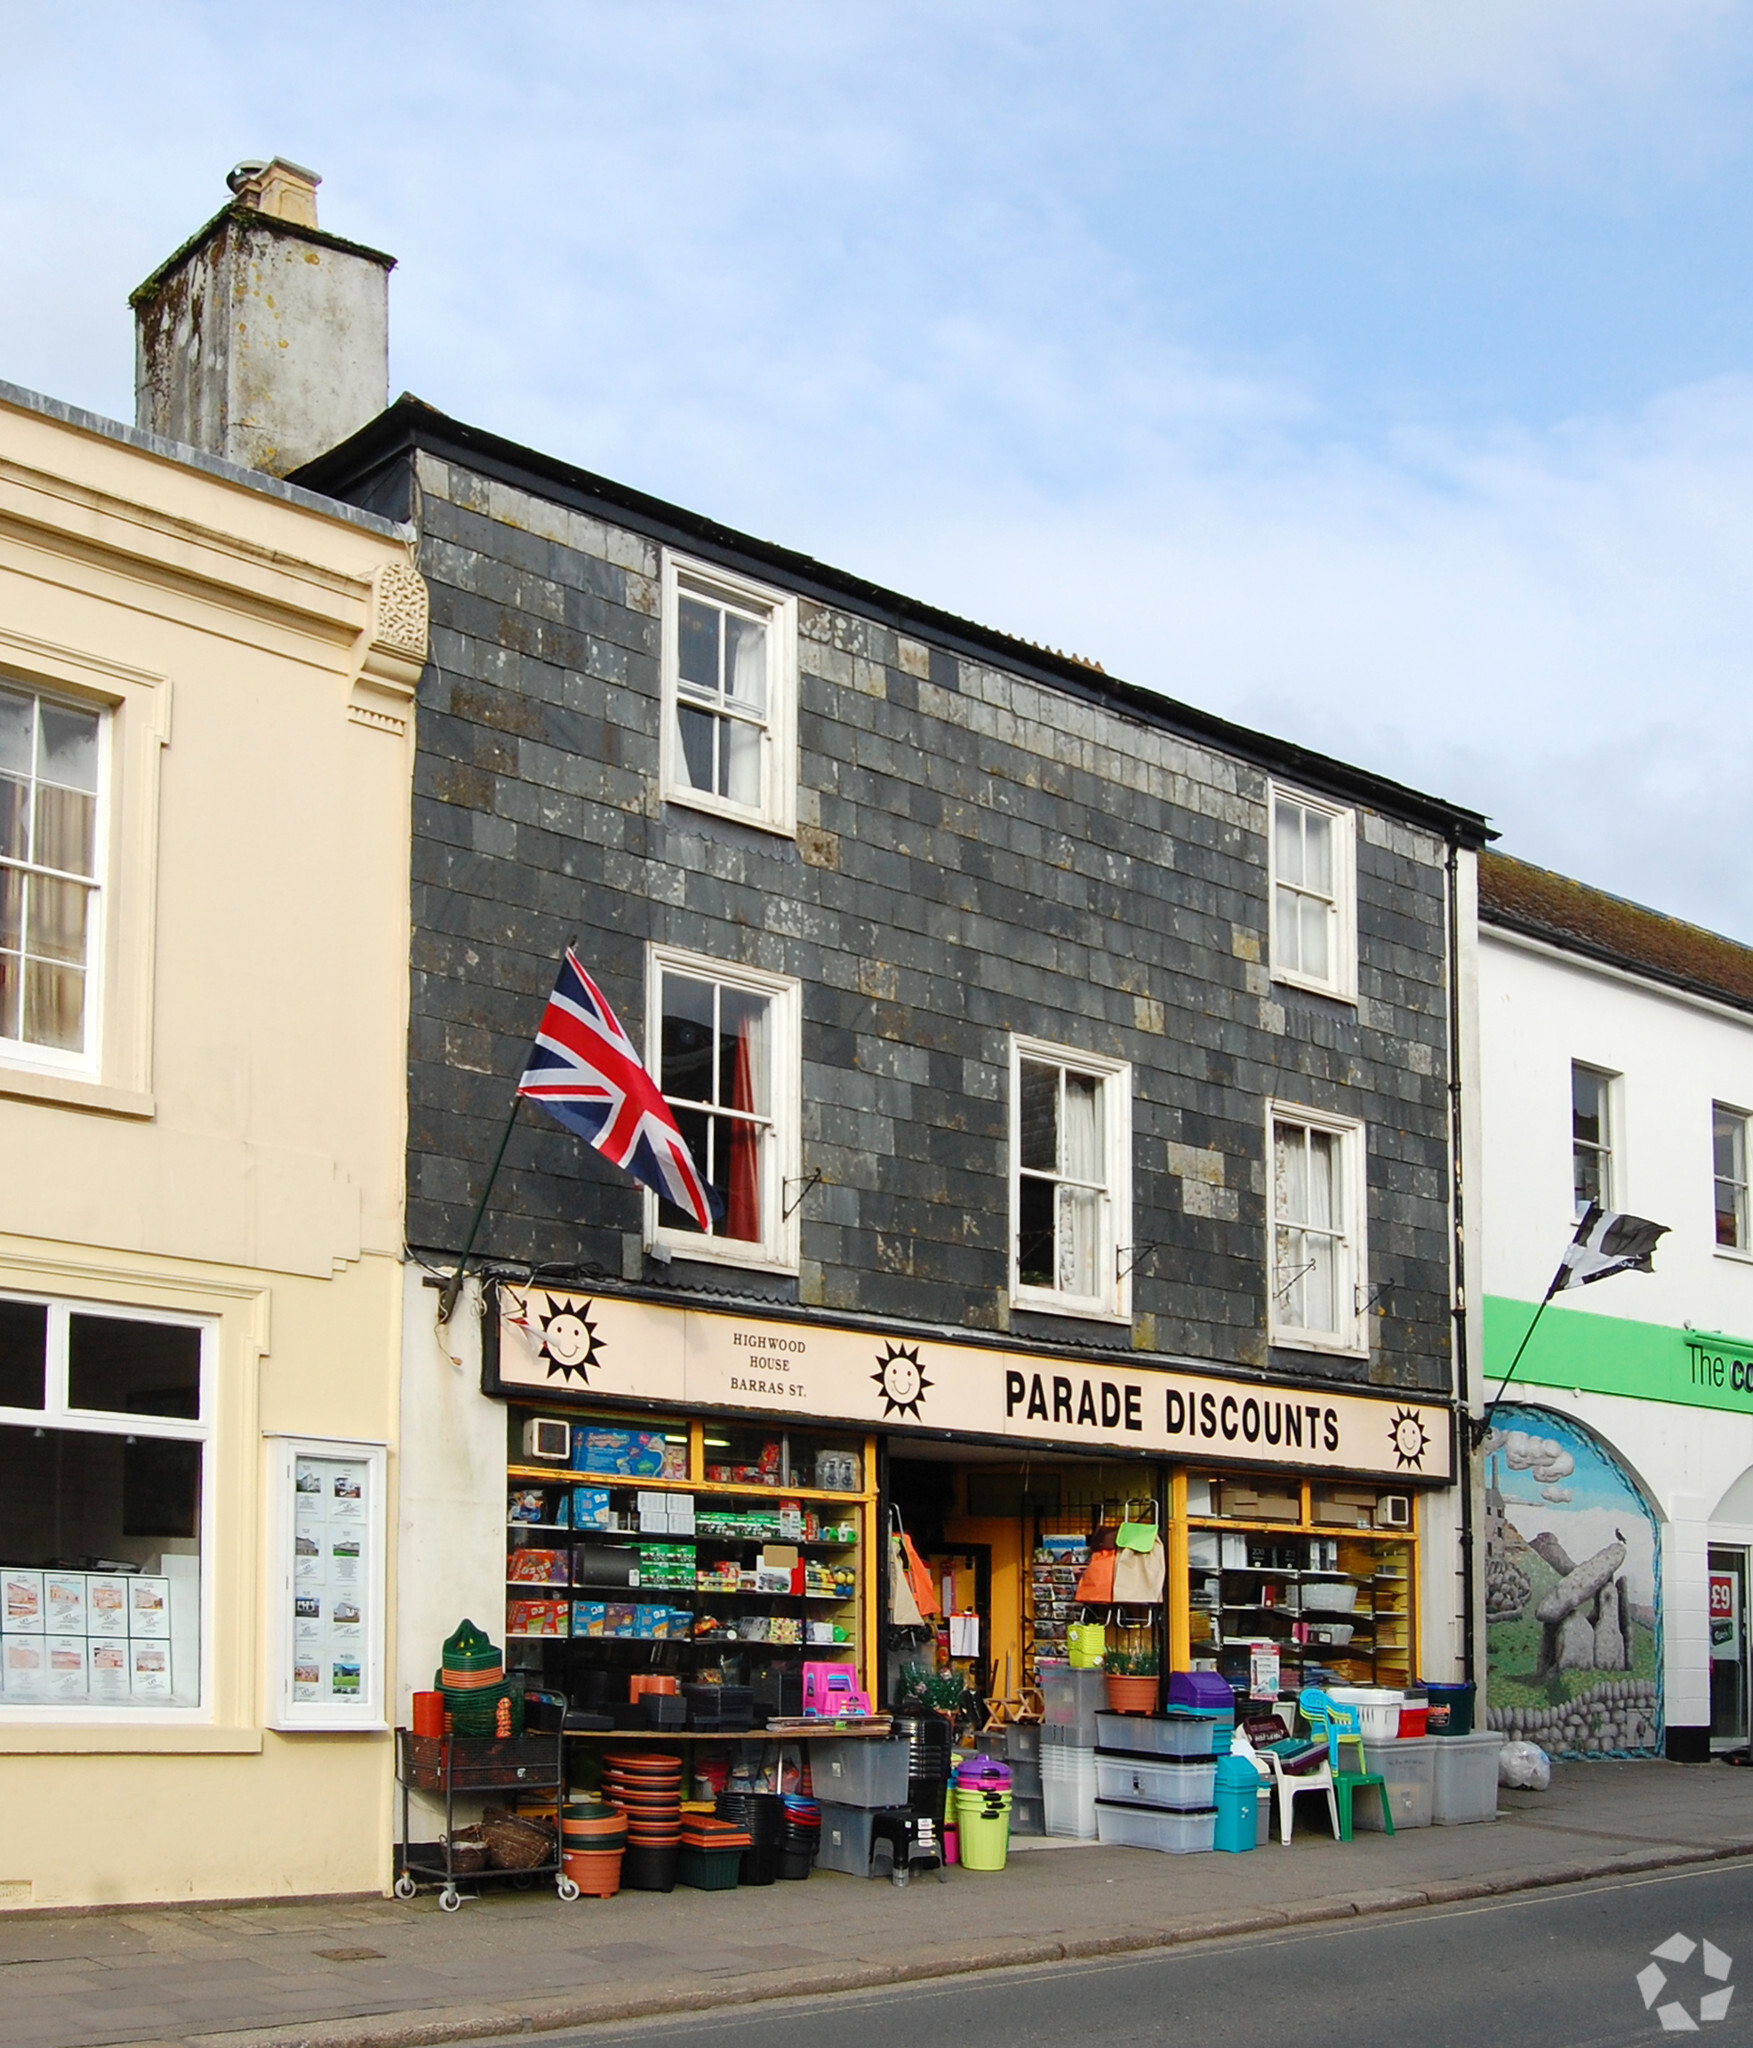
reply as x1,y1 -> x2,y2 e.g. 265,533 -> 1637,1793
395,1723 -> 576,1911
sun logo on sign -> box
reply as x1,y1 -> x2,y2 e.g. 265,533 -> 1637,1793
872,1343 -> 930,1421
533,1294 -> 601,1385
1389,1408 -> 1429,1470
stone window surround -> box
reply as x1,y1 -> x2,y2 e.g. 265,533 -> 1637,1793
0,631 -> 169,1119
1008,1033 -> 1133,1326
658,549 -> 798,839
1268,779 -> 1358,1006
1267,1099 -> 1371,1359
644,942 -> 802,1275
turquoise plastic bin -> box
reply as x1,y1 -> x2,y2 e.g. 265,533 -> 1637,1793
1213,1754 -> 1259,1854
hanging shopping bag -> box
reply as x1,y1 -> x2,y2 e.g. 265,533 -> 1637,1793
1112,1502 -> 1165,1604
892,1507 -> 940,1621
1115,1499 -> 1158,1551
1074,1543 -> 1118,1605
889,1530 -> 925,1627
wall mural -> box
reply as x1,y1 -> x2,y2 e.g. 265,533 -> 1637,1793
1484,1402 -> 1663,1758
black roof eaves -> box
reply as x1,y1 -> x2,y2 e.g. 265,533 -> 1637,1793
1480,903 -> 1753,1018
130,205 -> 396,306
294,396 -> 1491,845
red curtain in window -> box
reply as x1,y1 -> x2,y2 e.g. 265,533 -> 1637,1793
726,1014 -> 760,1241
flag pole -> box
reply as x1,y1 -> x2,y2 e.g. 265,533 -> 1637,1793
437,1091 -> 522,1327
1473,1277 -> 1560,1444
436,937 -> 578,1327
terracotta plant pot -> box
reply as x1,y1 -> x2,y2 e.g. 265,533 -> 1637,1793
562,1846 -> 624,1897
1105,1673 -> 1159,1714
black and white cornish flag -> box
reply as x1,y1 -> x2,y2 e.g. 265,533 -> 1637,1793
1548,1203 -> 1669,1296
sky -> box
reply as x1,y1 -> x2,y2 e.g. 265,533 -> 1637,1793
4,3 -> 1753,932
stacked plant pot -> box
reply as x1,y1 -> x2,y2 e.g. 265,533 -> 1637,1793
603,1752 -> 682,1891
715,1790 -> 783,1886
559,1798 -> 626,1897
435,1618 -> 518,1736
778,1794 -> 820,1879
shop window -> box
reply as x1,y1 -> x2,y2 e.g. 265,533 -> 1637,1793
0,681 -> 104,1066
0,1296 -> 208,1712
1572,1062 -> 1614,1218
1184,1476 -> 1414,1693
1715,1104 -> 1749,1252
660,553 -> 797,836
647,947 -> 799,1271
1268,1106 -> 1367,1353
1010,1037 -> 1132,1321
1269,784 -> 1355,1002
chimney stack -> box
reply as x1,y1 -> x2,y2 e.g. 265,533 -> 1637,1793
131,159 -> 394,477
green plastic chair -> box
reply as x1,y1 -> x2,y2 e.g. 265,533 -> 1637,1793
1298,1687 -> 1394,1841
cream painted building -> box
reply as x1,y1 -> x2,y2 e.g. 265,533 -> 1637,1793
0,378 -> 424,1907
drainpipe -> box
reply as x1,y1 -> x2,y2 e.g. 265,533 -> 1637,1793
1447,834 -> 1478,1685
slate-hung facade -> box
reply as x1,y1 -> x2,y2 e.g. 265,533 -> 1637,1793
301,400 -> 1488,1713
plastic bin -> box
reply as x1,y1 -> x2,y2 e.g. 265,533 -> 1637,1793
1042,1720 -> 1095,1751
1094,1754 -> 1218,1810
1040,1665 -> 1109,1742
1095,1800 -> 1216,1853
1431,1731 -> 1503,1824
1329,1688 -> 1404,1742
1095,1711 -> 1219,1757
817,1802 -> 913,1876
1213,1754 -> 1259,1853
813,1738 -> 911,1808
953,1787 -> 1012,1871
1041,1748 -> 1097,1839
1422,1681 -> 1477,1736
1011,1793 -> 1045,1836
1354,1734 -> 1435,1830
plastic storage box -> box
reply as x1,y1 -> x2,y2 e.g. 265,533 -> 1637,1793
1354,1733 -> 1435,1830
1095,1800 -> 1216,1853
1330,1687 -> 1405,1742
1040,1665 -> 1108,1743
1010,1792 -> 1045,1836
1095,1711 -> 1219,1757
1041,1746 -> 1097,1838
1431,1731 -> 1503,1824
812,1738 -> 911,1808
816,1802 -> 913,1875
1094,1754 -> 1218,1809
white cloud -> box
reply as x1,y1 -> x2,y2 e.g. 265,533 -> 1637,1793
3,1 -> 1752,932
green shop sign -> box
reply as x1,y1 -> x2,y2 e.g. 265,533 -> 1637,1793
1483,1295 -> 1753,1414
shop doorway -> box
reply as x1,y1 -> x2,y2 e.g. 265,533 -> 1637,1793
883,1445 -> 1164,1723
1709,1547 -> 1749,1750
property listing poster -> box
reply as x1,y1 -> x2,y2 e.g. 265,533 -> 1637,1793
291,1456 -> 369,1704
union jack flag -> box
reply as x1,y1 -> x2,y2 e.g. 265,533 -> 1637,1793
517,950 -> 721,1230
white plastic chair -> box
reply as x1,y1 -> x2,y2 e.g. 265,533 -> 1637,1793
1248,1722 -> 1339,1844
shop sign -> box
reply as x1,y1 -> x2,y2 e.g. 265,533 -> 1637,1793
1710,1572 -> 1741,1662
486,1287 -> 1452,1483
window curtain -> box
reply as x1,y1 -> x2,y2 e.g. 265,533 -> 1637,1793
725,1002 -> 764,1242
1057,1072 -> 1102,1296
722,614 -> 766,809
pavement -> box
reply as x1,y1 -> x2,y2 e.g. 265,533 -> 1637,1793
4,1760 -> 1753,2048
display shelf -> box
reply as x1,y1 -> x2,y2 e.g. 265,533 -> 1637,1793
506,1464 -> 872,1503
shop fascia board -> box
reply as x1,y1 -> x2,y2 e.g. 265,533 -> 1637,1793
482,1280 -> 1454,1487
